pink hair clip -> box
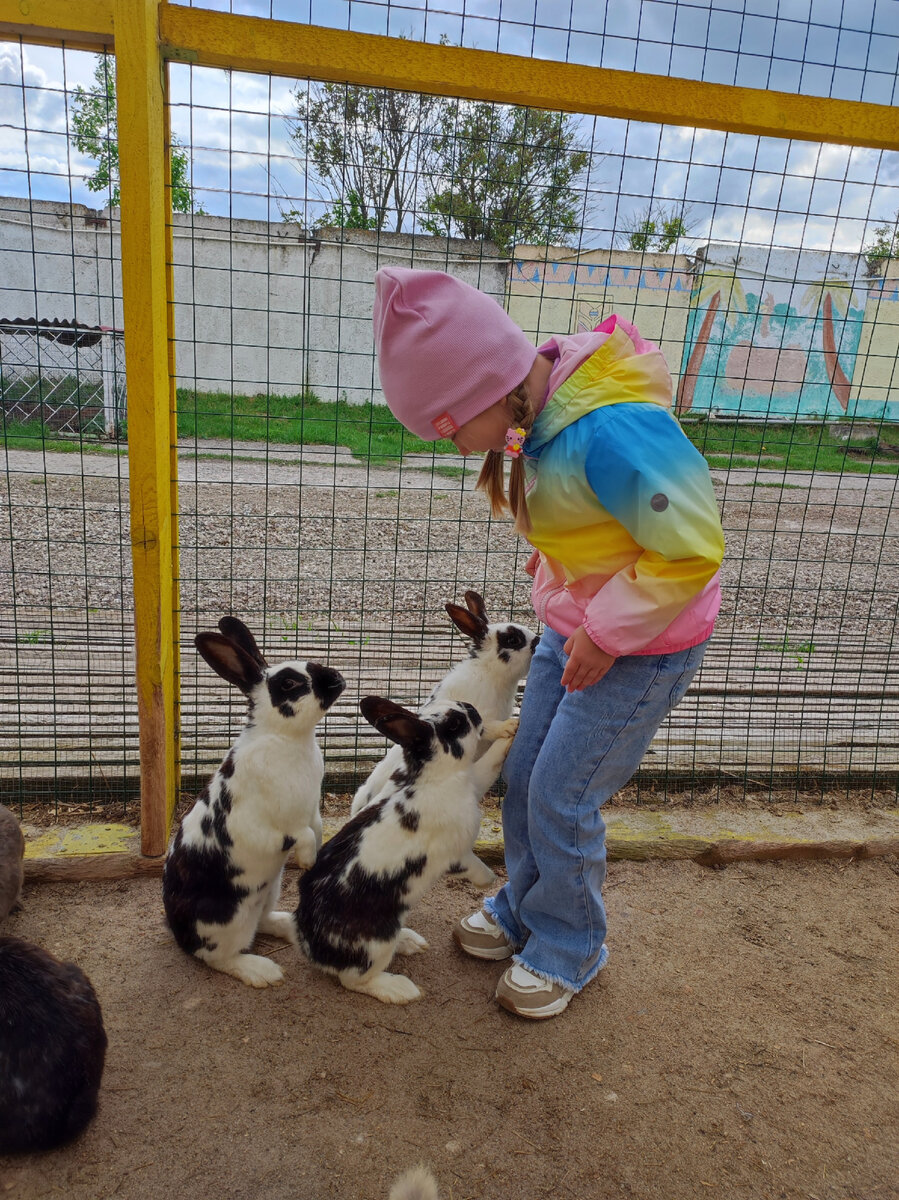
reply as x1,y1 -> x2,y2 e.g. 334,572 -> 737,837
504,427 -> 527,458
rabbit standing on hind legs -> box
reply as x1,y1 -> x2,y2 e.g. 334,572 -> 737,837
297,696 -> 517,1004
163,617 -> 345,988
351,590 -> 538,815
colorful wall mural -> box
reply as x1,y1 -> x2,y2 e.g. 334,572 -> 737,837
508,244 -> 899,423
507,248 -> 693,391
675,246 -> 897,421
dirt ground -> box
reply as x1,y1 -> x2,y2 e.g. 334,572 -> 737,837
1,855 -> 897,1200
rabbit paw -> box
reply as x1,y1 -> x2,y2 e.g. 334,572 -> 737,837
469,861 -> 497,889
226,953 -> 285,988
257,910 -> 298,945
293,828 -> 318,870
395,927 -> 428,956
483,717 -> 519,742
343,971 -> 422,1005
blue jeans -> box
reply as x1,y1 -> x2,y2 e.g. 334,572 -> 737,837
485,627 -> 708,992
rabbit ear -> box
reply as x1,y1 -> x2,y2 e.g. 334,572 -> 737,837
445,602 -> 488,646
464,590 -> 489,623
360,696 -> 433,755
217,617 -> 268,669
196,632 -> 265,694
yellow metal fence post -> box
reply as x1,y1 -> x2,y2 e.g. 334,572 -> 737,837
115,0 -> 179,856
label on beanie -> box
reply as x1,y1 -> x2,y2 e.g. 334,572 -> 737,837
432,412 -> 459,438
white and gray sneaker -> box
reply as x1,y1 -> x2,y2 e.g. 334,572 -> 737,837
452,909 -> 514,960
495,962 -> 576,1019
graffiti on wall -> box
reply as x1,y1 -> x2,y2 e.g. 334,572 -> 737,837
511,260 -> 692,293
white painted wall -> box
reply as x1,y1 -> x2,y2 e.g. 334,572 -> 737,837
0,197 -> 507,403
2,197 -> 896,418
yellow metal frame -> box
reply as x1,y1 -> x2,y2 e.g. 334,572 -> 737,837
1,0 -> 897,857
113,0 -> 180,857
3,1 -> 897,151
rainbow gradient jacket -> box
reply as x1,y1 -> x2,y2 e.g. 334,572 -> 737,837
523,315 -> 725,657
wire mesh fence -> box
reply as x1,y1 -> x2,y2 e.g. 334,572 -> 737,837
0,319 -> 125,437
1,4 -> 897,823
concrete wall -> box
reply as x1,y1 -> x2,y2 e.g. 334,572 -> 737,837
0,197 -> 506,403
2,197 -> 897,419
850,260 -> 899,415
507,245 -> 693,392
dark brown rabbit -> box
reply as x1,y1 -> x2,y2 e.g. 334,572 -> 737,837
0,936 -> 107,1153
0,803 -> 25,921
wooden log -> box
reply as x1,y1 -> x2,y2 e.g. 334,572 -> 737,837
696,835 -> 899,868
21,815 -> 899,882
24,852 -> 165,882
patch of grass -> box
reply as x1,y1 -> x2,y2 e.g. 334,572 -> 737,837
705,455 -> 783,470
757,636 -> 816,668
683,419 -> 899,475
278,613 -> 314,637
175,389 -> 453,464
171,400 -> 899,476
181,452 -> 239,464
1,419 -> 95,454
2,374 -> 103,406
18,629 -> 51,645
7,389 -> 896,481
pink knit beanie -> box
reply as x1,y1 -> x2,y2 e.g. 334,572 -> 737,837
373,267 -> 537,441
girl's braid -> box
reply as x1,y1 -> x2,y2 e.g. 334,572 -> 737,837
475,382 -> 535,533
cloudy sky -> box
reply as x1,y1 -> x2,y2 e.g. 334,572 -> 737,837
1,0 -> 897,256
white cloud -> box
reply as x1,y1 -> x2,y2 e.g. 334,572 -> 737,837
2,31 -> 897,248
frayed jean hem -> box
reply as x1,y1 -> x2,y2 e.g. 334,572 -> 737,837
483,896 -> 525,950
513,942 -> 610,994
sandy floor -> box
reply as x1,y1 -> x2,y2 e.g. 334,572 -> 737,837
1,856 -> 897,1200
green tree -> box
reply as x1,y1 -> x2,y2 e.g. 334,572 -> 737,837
421,103 -> 591,254
289,79 -> 448,232
316,190 -> 379,231
72,54 -> 200,213
621,204 -> 693,253
863,218 -> 899,273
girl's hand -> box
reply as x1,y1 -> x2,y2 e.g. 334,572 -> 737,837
561,626 -> 616,692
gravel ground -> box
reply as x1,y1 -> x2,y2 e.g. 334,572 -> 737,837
1,444 -> 898,640
2,444 -> 897,805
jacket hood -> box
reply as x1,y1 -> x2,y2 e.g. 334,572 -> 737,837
526,316 -> 674,454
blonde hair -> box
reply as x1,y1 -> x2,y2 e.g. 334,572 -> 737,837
475,382 -> 535,534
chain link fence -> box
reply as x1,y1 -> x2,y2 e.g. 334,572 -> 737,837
1,319 -> 125,437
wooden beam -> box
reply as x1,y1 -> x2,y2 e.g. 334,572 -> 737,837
22,808 -> 899,881
1,0 -> 896,151
159,4 -> 899,153
0,0 -> 114,48
114,0 -> 179,857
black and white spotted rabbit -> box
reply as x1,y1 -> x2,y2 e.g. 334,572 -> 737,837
163,617 -> 345,988
295,695 -> 517,1005
0,936 -> 107,1153
351,590 -> 538,815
